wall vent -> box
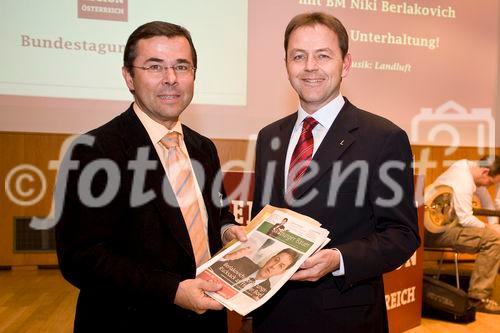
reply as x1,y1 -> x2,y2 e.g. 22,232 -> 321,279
14,217 -> 56,252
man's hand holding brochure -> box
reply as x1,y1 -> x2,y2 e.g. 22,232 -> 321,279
196,205 -> 330,316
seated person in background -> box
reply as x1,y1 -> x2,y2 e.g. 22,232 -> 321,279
475,186 -> 500,224
424,156 -> 500,314
475,156 -> 500,224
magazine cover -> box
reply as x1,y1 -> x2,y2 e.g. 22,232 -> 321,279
196,205 -> 330,315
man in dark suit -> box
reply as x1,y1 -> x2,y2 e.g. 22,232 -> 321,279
55,21 -> 236,332
240,12 -> 420,332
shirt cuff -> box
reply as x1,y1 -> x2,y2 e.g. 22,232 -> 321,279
331,248 -> 345,276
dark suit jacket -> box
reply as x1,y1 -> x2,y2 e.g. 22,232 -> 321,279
251,99 -> 420,333
55,105 -> 235,332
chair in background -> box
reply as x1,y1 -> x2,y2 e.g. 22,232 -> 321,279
424,246 -> 460,289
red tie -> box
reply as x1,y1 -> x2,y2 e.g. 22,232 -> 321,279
286,117 -> 318,199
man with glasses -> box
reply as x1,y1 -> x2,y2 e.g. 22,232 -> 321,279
56,21 -> 236,332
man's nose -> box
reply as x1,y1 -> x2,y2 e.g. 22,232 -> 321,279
162,67 -> 178,85
269,263 -> 278,271
304,56 -> 319,71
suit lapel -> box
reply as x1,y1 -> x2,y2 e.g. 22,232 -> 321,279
275,114 -> 297,205
119,108 -> 195,260
294,100 -> 359,199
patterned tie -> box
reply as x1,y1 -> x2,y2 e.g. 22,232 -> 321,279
286,117 -> 319,200
161,132 -> 210,266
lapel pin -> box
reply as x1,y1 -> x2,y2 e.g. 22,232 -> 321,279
340,139 -> 344,146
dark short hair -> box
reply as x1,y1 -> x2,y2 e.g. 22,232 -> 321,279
123,21 -> 197,75
284,12 -> 349,59
275,248 -> 301,270
481,155 -> 500,177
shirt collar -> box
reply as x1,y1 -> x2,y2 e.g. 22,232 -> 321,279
133,103 -> 184,144
295,94 -> 345,131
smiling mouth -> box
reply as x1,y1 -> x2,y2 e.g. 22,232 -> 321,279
158,94 -> 180,100
302,78 -> 324,84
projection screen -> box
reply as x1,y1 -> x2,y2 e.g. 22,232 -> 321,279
0,0 -> 497,147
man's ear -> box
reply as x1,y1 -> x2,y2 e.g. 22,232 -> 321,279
473,167 -> 492,186
341,53 -> 352,78
471,167 -> 487,185
122,66 -> 135,92
480,167 -> 490,176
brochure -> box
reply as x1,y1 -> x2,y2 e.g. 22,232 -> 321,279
196,205 -> 330,316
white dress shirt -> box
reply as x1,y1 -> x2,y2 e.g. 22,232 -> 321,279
284,94 -> 344,189
286,94 -> 346,276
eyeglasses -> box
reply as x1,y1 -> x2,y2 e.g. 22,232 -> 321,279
131,63 -> 196,76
